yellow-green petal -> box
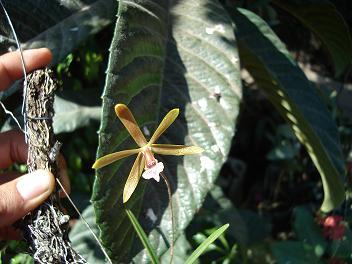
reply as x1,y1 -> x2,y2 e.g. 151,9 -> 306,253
92,148 -> 140,169
123,152 -> 145,203
149,108 -> 179,144
115,104 -> 147,147
151,144 -> 204,155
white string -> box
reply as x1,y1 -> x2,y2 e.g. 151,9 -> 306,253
56,179 -> 113,264
0,101 -> 24,132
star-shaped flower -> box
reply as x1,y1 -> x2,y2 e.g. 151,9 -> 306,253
92,104 -> 203,203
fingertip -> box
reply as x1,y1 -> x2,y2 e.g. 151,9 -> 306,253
25,48 -> 52,69
0,48 -> 53,90
37,48 -> 53,65
16,169 -> 55,203
0,170 -> 54,227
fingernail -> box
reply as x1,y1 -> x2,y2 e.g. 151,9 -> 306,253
16,170 -> 52,201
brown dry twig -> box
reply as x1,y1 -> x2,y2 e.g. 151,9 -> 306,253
18,68 -> 86,264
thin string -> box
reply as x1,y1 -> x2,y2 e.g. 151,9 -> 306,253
56,178 -> 113,264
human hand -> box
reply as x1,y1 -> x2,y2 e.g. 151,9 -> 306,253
0,48 -> 64,240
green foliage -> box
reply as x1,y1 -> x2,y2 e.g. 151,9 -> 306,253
8,254 -> 33,264
0,241 -> 32,264
271,206 -> 352,263
271,241 -> 323,264
125,209 -> 159,264
293,207 -> 327,257
185,224 -> 229,264
92,0 -> 241,262
0,0 -> 351,263
233,8 -> 345,211
272,0 -> 352,77
0,0 -> 116,65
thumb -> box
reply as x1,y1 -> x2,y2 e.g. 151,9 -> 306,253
0,169 -> 55,227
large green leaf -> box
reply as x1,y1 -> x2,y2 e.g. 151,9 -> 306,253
271,0 -> 352,78
234,8 -> 345,212
92,0 -> 241,262
0,0 -> 116,65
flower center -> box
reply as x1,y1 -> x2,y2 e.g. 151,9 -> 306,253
143,147 -> 157,169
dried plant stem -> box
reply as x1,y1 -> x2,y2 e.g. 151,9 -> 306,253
19,69 -> 86,264
160,172 -> 174,264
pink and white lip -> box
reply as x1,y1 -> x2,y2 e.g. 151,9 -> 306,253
142,160 -> 164,182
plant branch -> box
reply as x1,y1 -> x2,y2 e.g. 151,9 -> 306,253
19,68 -> 86,264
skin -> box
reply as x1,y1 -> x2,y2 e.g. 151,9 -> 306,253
0,48 -> 70,240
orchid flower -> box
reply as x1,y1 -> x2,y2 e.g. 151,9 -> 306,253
92,104 -> 203,203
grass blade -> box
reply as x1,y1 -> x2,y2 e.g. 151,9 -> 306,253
125,209 -> 159,264
185,224 -> 229,264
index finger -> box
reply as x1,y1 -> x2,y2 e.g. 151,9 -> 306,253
0,48 -> 52,91
0,130 -> 27,168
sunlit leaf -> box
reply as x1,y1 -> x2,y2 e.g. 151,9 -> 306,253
92,0 -> 241,262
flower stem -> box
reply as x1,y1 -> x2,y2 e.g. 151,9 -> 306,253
160,172 -> 174,264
